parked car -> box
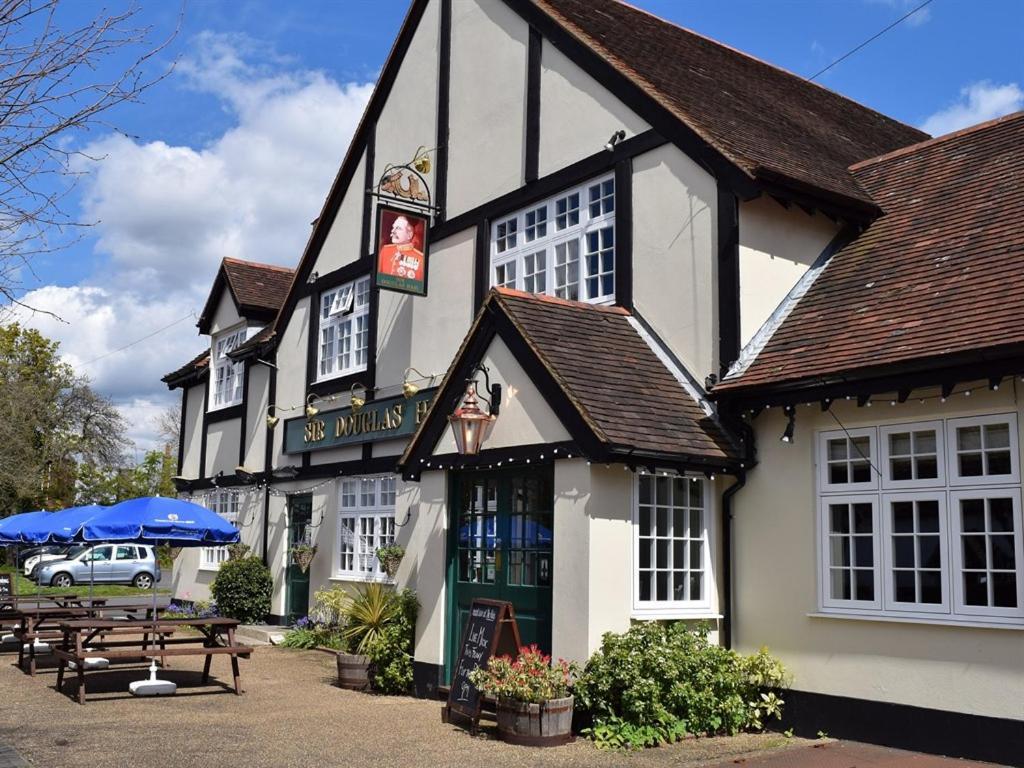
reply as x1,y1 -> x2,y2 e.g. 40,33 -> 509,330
35,544 -> 161,589
23,546 -> 72,578
15,545 -> 63,571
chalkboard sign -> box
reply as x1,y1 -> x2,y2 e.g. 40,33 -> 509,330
445,599 -> 521,726
0,572 -> 13,607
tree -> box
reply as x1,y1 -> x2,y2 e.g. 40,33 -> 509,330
154,402 -> 180,451
75,446 -> 175,506
0,0 -> 173,309
0,322 -> 128,513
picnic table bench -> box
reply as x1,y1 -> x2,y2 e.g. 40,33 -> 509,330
1,594 -> 108,611
54,617 -> 251,704
8,603 -> 167,675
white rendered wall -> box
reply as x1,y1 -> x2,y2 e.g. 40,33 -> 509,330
242,364 -> 270,471
446,0 -> 528,217
738,196 -> 840,346
538,43 -> 650,177
632,143 -> 718,378
271,296 -> 311,468
405,470 -> 448,666
432,335 -> 571,456
208,286 -> 242,336
317,151 -> 367,274
734,387 -> 1024,720
204,419 -> 241,478
180,382 -> 205,478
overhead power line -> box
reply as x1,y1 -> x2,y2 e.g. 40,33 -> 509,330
809,0 -> 936,82
79,310 -> 196,367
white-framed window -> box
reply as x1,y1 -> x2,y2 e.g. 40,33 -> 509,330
336,475 -> 396,581
633,474 -> 713,615
490,174 -> 616,304
201,491 -> 239,569
817,413 -> 1024,625
318,276 -> 371,381
818,427 -> 878,492
947,414 -> 1019,486
210,327 -> 249,410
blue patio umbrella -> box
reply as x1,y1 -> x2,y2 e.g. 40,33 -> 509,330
0,511 -> 51,545
17,505 -> 106,544
80,496 -> 239,545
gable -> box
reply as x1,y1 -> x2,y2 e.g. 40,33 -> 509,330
209,285 -> 243,336
431,335 -> 571,455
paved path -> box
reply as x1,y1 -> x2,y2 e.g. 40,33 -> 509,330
709,740 -> 1010,767
0,745 -> 28,768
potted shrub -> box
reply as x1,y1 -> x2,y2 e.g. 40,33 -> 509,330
336,583 -> 396,691
290,543 -> 317,573
374,544 -> 405,579
469,644 -> 576,746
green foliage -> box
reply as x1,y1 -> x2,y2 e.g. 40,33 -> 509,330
279,625 -> 344,650
574,623 -> 788,750
374,544 -> 405,578
309,585 -> 350,628
365,588 -> 418,694
210,556 -> 272,624
75,448 -> 177,507
0,323 -> 128,514
342,582 -> 399,655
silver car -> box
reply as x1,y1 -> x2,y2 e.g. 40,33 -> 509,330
35,544 -> 161,590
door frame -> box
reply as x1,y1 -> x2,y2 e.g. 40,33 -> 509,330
444,464 -> 554,682
285,493 -> 313,624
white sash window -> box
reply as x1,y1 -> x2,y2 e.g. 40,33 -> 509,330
336,475 -> 397,581
318,276 -> 370,381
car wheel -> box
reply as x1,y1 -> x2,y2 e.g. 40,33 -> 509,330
50,573 -> 73,588
133,573 -> 154,590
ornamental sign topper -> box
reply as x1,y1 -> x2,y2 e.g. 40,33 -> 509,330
369,147 -> 439,297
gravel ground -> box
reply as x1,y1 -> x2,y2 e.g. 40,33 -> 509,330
0,645 -> 812,768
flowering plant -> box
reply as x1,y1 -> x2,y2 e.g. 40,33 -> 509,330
468,644 -> 577,704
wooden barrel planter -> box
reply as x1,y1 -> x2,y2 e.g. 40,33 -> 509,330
336,653 -> 370,691
495,696 -> 574,746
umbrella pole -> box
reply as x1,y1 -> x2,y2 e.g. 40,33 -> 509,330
89,548 -> 95,608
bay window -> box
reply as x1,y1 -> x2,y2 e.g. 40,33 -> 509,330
318,276 -> 370,381
818,414 -> 1023,625
336,475 -> 397,581
490,175 -> 615,304
210,327 -> 248,410
633,474 -> 713,616
201,491 -> 239,569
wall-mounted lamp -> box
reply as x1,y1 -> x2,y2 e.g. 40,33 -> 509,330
402,367 -> 432,399
272,465 -> 299,480
211,470 -> 225,487
235,466 -> 256,484
171,476 -> 192,493
266,406 -> 280,429
350,382 -> 368,413
307,271 -> 319,285
604,129 -> 626,152
780,406 -> 796,444
305,394 -> 322,419
448,364 -> 502,456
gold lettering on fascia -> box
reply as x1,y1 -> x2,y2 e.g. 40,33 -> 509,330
415,399 -> 430,425
304,420 -> 326,443
332,403 -> 406,440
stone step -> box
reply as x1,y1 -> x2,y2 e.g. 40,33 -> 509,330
234,624 -> 286,646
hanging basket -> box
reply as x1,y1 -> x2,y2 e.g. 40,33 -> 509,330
291,545 -> 317,574
375,545 -> 405,579
227,543 -> 251,561
167,547 -> 184,561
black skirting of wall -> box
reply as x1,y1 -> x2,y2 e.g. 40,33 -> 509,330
779,689 -> 1024,767
266,613 -> 286,626
413,661 -> 444,700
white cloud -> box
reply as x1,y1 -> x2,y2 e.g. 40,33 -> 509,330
12,33 -> 374,459
920,81 -> 1023,137
864,0 -> 932,27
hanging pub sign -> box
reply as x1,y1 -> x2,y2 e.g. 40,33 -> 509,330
443,599 -> 522,728
368,148 -> 439,298
283,388 -> 436,455
375,204 -> 430,296
0,572 -> 13,600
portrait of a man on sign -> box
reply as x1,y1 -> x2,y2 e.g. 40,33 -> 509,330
376,205 -> 429,296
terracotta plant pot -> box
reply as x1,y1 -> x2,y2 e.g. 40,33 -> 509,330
336,652 -> 371,691
495,696 -> 574,746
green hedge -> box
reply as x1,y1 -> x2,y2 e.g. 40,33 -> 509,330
210,556 -> 272,624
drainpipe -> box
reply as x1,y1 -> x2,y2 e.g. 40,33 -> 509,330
721,417 -> 756,651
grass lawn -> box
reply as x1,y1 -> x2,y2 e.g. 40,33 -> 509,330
0,566 -> 170,597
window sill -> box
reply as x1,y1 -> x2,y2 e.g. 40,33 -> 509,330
197,565 -> 223,573
329,573 -> 394,585
631,609 -> 722,621
206,403 -> 244,423
807,612 -> 1024,631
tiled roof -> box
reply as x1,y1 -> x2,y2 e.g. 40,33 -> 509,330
495,290 -> 740,460
161,349 -> 210,387
717,111 -> 1024,393
221,258 -> 295,315
535,0 -> 929,207
228,326 -> 276,360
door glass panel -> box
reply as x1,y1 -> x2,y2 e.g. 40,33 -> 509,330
458,479 -> 497,584
507,476 -> 553,588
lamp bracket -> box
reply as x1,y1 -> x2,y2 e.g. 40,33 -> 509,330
468,364 -> 501,417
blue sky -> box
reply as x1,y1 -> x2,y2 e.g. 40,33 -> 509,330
11,0 -> 1023,455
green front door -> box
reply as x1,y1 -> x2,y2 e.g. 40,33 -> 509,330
446,468 -> 553,681
285,494 -> 312,624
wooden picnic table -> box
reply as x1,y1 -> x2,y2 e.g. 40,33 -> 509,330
54,617 -> 251,704
9,602 -> 168,676
1,594 -> 109,610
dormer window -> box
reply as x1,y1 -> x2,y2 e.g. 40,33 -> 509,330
490,175 -> 615,304
210,327 -> 248,410
318,276 -> 371,381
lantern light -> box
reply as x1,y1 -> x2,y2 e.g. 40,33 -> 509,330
448,381 -> 498,456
